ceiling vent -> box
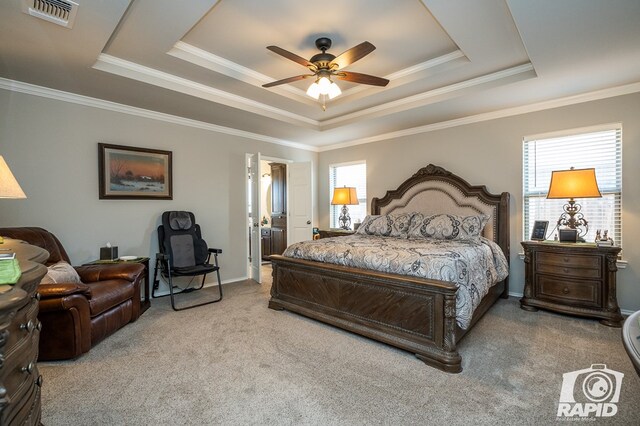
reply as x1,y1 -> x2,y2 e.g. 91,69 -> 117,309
21,0 -> 79,29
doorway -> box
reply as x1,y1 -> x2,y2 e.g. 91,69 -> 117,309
246,154 -> 313,284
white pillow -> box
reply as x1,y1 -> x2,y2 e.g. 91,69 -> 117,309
40,261 -> 82,284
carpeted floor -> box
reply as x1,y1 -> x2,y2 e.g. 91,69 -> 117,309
39,266 -> 640,425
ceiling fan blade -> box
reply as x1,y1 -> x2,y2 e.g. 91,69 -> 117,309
330,41 -> 376,69
266,46 -> 316,69
262,74 -> 314,88
335,71 -> 389,87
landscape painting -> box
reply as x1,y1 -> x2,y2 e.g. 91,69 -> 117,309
99,143 -> 172,199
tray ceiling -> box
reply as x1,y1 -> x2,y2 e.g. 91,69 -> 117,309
1,0 -> 639,150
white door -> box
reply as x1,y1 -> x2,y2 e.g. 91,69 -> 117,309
248,152 -> 262,283
288,161 -> 313,244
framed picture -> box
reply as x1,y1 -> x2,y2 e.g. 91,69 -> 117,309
559,228 -> 578,243
98,143 -> 172,200
530,220 -> 549,241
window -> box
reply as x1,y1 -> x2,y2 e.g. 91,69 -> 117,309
330,161 -> 367,229
523,124 -> 622,246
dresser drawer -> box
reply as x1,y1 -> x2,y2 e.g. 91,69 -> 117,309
535,263 -> 601,279
537,251 -> 600,269
536,275 -> 601,307
5,298 -> 40,352
271,215 -> 286,228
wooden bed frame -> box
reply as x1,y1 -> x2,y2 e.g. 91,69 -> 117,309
268,164 -> 510,373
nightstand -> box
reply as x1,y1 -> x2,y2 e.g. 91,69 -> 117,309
318,229 -> 355,239
520,241 -> 623,327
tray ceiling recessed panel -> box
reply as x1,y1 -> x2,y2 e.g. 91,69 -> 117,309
1,0 -> 639,149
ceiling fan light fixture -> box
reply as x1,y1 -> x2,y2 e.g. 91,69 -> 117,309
306,81 -> 321,99
327,81 -> 342,99
317,76 -> 332,94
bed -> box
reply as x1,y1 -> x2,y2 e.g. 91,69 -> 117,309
268,164 -> 510,373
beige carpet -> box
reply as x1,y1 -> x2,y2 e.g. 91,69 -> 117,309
39,266 -> 640,425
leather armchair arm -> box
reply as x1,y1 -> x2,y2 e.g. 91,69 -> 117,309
38,282 -> 92,299
75,263 -> 145,283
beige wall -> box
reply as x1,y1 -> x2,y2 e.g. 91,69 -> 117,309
0,90 -> 317,287
318,92 -> 640,312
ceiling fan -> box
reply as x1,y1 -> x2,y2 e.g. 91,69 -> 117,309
262,37 -> 389,108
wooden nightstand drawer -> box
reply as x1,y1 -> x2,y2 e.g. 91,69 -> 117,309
536,275 -> 601,307
535,263 -> 601,279
537,251 -> 600,268
521,241 -> 622,327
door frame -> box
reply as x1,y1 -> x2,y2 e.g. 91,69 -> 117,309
245,154 -> 292,283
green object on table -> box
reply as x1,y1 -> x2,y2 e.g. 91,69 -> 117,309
0,258 -> 21,284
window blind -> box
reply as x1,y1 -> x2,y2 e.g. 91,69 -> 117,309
330,161 -> 367,228
523,125 -> 622,246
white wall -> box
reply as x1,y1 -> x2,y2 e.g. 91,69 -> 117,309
318,92 -> 640,312
0,90 -> 317,288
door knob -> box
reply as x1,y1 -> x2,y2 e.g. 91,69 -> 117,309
307,220 -> 311,225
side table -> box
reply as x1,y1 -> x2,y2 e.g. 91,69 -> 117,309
521,241 -> 622,327
85,257 -> 150,314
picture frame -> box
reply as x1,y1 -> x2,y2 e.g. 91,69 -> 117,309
530,220 -> 549,241
98,143 -> 172,200
559,228 -> 578,243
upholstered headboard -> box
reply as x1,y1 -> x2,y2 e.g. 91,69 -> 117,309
371,164 -> 510,258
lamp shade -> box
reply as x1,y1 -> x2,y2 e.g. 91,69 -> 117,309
0,156 -> 26,199
547,167 -> 601,199
331,187 -> 359,205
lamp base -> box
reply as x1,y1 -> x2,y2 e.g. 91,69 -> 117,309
557,199 -> 589,238
338,205 -> 351,230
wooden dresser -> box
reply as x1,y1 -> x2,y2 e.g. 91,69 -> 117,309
0,239 -> 48,425
521,241 -> 622,327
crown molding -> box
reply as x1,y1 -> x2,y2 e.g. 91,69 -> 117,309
320,62 -> 535,129
318,80 -> 640,152
170,41 -> 469,107
93,53 -> 318,129
0,77 -> 319,152
168,41 -> 315,104
3,76 -> 638,155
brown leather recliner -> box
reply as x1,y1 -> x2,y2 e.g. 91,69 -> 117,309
0,227 -> 144,361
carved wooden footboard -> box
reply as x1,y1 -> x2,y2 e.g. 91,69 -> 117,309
269,255 -> 465,372
268,164 -> 510,373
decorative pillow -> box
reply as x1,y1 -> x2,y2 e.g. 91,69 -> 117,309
355,212 -> 414,237
40,261 -> 82,284
407,213 -> 489,240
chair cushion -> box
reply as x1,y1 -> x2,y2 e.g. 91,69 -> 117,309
172,264 -> 218,276
86,279 -> 135,317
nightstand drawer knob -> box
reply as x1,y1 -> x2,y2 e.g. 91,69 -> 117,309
36,375 -> 44,387
563,257 -> 570,262
33,292 -> 41,301
20,320 -> 34,333
21,362 -> 35,375
36,321 -> 42,331
563,268 -> 569,273
563,287 -> 570,294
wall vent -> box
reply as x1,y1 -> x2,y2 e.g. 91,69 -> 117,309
21,0 -> 79,29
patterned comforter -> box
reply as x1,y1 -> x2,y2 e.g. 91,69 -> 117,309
283,235 -> 509,329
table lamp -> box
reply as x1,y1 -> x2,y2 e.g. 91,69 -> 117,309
546,167 -> 601,238
331,186 -> 359,230
0,156 -> 26,199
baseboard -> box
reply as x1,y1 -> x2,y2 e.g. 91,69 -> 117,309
507,291 -> 635,316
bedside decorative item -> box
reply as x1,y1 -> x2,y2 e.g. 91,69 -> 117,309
546,167 -> 601,239
331,186 -> 359,230
99,242 -> 118,260
558,228 -> 578,243
530,220 -> 548,241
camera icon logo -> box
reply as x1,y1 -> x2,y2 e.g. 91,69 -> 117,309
557,364 -> 624,418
